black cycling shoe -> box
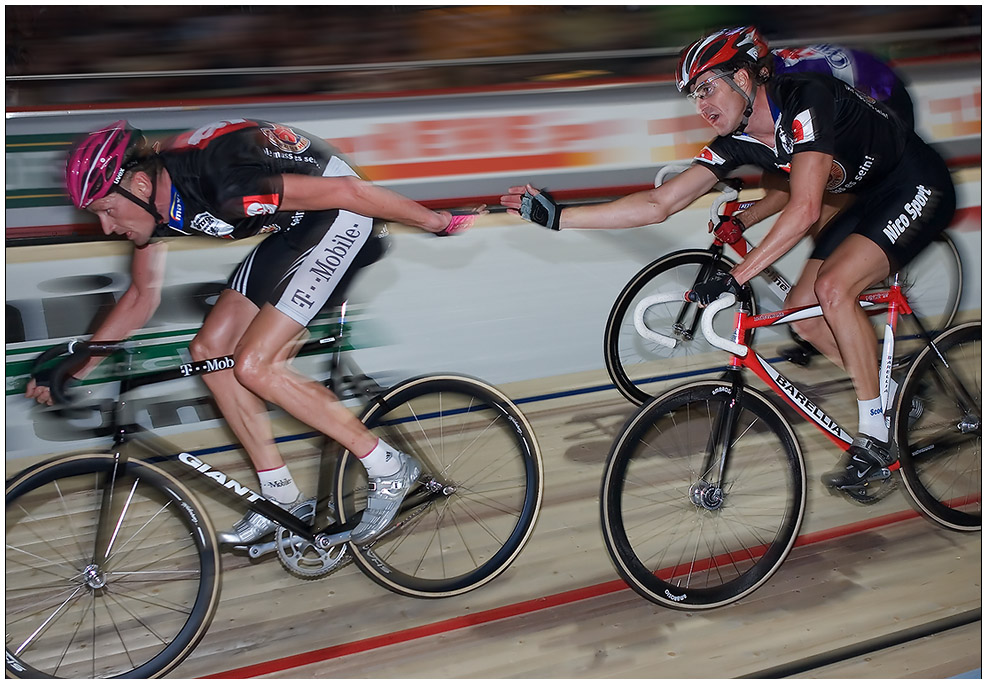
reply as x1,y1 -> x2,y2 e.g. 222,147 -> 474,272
821,436 -> 895,490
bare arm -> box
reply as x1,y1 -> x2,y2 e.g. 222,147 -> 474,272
25,241 -> 167,404
501,164 -> 719,230
732,173 -> 791,229
280,174 -> 454,233
730,151 -> 830,285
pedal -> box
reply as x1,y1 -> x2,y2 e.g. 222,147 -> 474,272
780,344 -> 813,367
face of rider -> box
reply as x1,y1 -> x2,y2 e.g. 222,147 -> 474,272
86,172 -> 156,246
691,68 -> 752,137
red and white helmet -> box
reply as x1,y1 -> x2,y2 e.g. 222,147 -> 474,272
65,120 -> 145,209
676,26 -> 769,93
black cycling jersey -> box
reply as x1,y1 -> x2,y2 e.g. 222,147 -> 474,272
694,73 -> 908,195
692,72 -> 954,270
156,119 -> 350,240
152,118 -> 386,326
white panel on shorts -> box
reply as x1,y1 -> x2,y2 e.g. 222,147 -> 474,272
274,210 -> 373,326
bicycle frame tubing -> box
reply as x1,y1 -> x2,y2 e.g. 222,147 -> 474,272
53,337 -> 345,542
723,283 -> 912,453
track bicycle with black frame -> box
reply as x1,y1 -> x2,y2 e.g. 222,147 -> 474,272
600,278 -> 980,610
5,303 -> 544,678
604,165 -> 964,405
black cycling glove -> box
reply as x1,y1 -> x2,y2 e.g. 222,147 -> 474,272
519,188 -> 562,230
690,270 -> 743,306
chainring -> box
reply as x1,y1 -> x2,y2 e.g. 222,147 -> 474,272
276,499 -> 351,579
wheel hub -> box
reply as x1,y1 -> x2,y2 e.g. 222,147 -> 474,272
689,480 -> 723,510
82,563 -> 106,590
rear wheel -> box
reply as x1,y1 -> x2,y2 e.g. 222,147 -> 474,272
5,454 -> 221,679
333,375 -> 543,597
894,322 -> 981,531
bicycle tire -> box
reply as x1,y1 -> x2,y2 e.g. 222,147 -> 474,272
5,453 -> 221,679
601,381 -> 806,609
894,322 -> 981,531
331,374 -> 543,598
604,250 -> 757,405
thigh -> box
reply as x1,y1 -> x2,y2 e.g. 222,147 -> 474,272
816,234 -> 891,295
195,288 -> 260,352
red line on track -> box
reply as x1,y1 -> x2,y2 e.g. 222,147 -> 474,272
204,507 -> 926,678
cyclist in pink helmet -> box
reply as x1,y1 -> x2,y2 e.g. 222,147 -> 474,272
504,26 -> 955,494
29,118 -> 482,546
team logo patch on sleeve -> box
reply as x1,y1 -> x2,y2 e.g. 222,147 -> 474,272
792,110 -> 817,144
243,194 -> 280,216
262,125 -> 311,153
695,146 -> 727,166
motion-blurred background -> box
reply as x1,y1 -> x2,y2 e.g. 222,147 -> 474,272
6,5 -> 981,106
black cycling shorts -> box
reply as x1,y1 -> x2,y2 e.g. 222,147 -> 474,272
227,210 -> 388,326
811,133 -> 956,272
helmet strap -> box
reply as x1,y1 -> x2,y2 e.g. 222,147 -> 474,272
719,68 -> 756,134
114,174 -> 168,232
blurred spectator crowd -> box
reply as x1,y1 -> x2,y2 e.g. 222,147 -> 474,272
6,5 -> 981,107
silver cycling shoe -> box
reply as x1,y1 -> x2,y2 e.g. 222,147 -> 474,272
218,494 -> 309,546
351,452 -> 421,544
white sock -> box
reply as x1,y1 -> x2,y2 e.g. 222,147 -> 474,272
359,439 -> 401,478
858,397 -> 888,442
258,465 -> 301,505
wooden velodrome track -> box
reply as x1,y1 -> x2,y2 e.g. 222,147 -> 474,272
29,340 -> 969,680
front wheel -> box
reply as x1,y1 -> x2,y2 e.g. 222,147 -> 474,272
604,250 -> 756,406
332,375 -> 543,598
601,381 -> 806,609
894,322 -> 981,531
5,454 -> 221,679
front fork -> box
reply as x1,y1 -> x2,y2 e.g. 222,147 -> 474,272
693,367 -> 746,511
673,247 -> 726,341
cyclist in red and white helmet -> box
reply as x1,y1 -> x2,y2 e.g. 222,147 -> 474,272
31,118 -> 483,546
504,26 -> 956,495
675,26 -> 770,134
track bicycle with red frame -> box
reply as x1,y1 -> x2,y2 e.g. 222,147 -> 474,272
600,278 -> 980,610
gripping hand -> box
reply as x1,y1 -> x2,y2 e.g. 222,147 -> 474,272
689,270 -> 743,306
519,188 -> 562,230
711,215 -> 746,244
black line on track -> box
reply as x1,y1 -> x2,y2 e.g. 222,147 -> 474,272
741,608 -> 981,678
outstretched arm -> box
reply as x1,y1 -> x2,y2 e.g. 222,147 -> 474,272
501,164 -> 719,230
280,174 -> 465,234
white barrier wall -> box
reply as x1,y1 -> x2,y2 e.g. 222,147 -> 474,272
5,65 -> 982,463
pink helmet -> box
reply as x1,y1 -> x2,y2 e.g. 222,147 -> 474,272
65,120 -> 145,209
676,26 -> 769,93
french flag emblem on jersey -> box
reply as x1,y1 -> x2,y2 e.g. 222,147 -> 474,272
696,146 -> 727,166
792,110 -> 817,144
